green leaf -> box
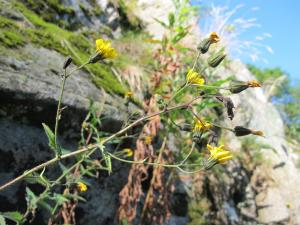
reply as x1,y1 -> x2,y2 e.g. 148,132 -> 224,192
171,30 -> 189,44
42,123 -> 56,150
0,215 -> 6,225
154,18 -> 168,28
26,187 -> 38,211
24,174 -> 49,187
168,12 -> 175,27
98,144 -> 112,175
64,193 -> 86,202
53,194 -> 69,204
2,212 -> 23,223
38,200 -> 53,213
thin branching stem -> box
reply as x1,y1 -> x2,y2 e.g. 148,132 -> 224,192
54,69 -> 67,156
0,97 -> 200,191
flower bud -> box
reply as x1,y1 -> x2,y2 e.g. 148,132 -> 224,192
63,56 -> 72,69
229,80 -> 262,94
197,32 -> 220,54
229,80 -> 249,94
192,131 -> 203,144
234,126 -> 252,136
208,52 -> 226,68
181,124 -> 192,132
215,94 -> 235,120
197,38 -> 211,54
234,126 -> 264,137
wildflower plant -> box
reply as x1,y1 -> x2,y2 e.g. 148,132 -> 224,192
0,8 -> 265,225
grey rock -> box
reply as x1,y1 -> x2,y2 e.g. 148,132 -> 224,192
0,44 -> 138,224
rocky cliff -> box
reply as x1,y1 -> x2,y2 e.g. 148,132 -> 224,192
0,0 -> 299,225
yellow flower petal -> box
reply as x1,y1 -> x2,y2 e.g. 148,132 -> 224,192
95,38 -> 117,60
77,182 -> 87,192
218,155 -> 233,164
186,69 -> 205,85
193,119 -> 212,132
122,148 -> 133,157
207,145 -> 232,164
209,32 -> 220,43
207,144 -> 213,152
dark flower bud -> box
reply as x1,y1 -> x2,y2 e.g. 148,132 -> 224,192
197,38 -> 211,54
225,98 -> 234,120
229,80 -> 261,94
197,32 -> 220,54
208,52 -> 226,68
63,56 -> 72,69
234,126 -> 252,136
192,131 -> 203,144
229,80 -> 249,94
215,94 -> 235,120
234,126 -> 264,137
181,124 -> 192,132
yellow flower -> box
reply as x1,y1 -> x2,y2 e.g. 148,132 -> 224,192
209,32 -> 220,43
125,91 -> 133,98
193,119 -> 212,132
247,80 -> 261,87
77,182 -> 87,192
144,136 -> 153,145
207,144 -> 232,164
95,38 -> 117,59
122,148 -> 133,157
186,69 -> 205,85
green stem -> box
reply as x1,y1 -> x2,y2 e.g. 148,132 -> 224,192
191,51 -> 201,71
179,142 -> 196,166
166,83 -> 189,106
190,84 -> 230,90
54,69 -> 67,156
211,123 -> 234,132
66,61 -> 89,78
0,98 -> 201,191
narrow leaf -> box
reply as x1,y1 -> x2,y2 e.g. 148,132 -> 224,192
98,144 -> 112,175
2,212 -> 23,223
0,215 -> 6,225
42,123 -> 56,150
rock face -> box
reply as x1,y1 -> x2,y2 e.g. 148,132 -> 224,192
220,61 -> 300,224
0,44 -> 134,224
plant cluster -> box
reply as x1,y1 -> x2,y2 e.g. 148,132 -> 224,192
0,1 -> 266,224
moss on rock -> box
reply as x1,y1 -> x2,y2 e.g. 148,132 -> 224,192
0,2 -> 127,95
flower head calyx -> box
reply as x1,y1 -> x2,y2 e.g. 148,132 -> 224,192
186,69 -> 205,85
